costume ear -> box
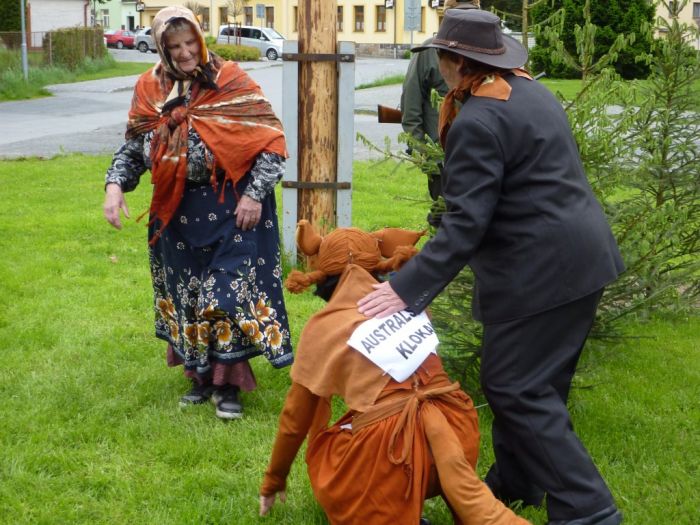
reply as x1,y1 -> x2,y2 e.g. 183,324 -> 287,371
374,245 -> 419,273
372,228 -> 426,258
296,220 -> 323,256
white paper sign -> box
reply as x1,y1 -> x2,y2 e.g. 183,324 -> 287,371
347,310 -> 438,382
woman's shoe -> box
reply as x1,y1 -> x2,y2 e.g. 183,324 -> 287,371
212,386 -> 243,419
179,379 -> 215,406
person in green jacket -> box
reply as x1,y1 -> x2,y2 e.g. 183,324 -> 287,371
400,0 -> 480,143
400,0 -> 480,226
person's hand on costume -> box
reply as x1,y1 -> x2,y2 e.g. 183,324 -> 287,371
235,195 -> 262,231
358,281 -> 408,318
103,183 -> 130,230
259,491 -> 286,516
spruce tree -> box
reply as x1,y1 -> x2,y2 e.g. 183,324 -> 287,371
531,0 -> 655,78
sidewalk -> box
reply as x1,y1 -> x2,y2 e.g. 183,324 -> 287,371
0,59 -> 406,160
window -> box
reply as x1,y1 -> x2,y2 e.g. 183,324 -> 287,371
293,7 -> 298,32
201,7 -> 210,31
265,6 -> 274,28
244,6 -> 253,26
354,6 -> 364,32
693,2 -> 700,18
420,7 -> 425,32
337,6 -> 344,32
668,1 -> 677,16
100,9 -> 109,28
219,7 -> 228,27
376,6 -> 386,32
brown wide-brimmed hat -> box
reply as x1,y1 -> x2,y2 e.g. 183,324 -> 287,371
412,9 -> 527,70
443,0 -> 480,9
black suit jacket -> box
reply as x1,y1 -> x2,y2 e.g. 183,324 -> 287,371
391,74 -> 625,324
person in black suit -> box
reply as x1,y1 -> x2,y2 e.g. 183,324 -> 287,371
358,9 -> 625,525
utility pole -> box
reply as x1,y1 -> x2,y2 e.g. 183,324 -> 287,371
20,0 -> 29,80
296,1 -> 338,235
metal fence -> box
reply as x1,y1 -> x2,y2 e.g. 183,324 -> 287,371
0,31 -> 52,50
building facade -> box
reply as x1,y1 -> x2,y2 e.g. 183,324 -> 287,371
130,0 -> 444,55
95,0 -> 141,31
27,0 -> 87,33
657,1 -> 700,50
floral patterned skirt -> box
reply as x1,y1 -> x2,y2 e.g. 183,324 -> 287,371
149,180 -> 293,381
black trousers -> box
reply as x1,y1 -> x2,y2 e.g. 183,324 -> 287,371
480,289 -> 615,521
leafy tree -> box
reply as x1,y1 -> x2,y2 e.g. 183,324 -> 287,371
531,0 -> 654,78
535,0 -> 639,81
224,0 -> 251,24
480,0 -> 525,30
0,0 -> 21,32
482,1 -> 563,70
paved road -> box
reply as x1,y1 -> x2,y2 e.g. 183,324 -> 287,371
0,49 -> 407,161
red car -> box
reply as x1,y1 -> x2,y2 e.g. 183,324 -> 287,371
104,29 -> 136,49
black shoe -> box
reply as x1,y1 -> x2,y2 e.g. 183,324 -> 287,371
419,518 -> 431,525
212,386 -> 243,420
547,505 -> 622,525
179,379 -> 215,406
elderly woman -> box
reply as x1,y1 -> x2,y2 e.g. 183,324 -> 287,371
103,6 -> 292,419
359,9 -> 624,525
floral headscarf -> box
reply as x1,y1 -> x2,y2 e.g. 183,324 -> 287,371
152,6 -> 210,80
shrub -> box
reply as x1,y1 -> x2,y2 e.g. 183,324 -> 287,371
204,36 -> 217,47
529,45 -> 580,78
0,0 -> 21,32
532,0 -> 654,79
208,43 -> 259,62
44,27 -> 106,70
0,47 -> 45,71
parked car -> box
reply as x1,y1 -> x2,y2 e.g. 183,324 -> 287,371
104,29 -> 136,49
134,27 -> 157,53
216,25 -> 284,61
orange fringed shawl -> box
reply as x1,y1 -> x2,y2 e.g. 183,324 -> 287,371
438,68 -> 532,147
126,60 -> 287,243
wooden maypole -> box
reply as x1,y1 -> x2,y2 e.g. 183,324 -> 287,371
296,1 -> 338,235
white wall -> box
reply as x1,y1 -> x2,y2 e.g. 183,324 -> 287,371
30,0 -> 85,33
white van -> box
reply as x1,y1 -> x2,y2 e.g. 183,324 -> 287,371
217,25 -> 284,61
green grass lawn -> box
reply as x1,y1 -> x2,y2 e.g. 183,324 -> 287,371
72,61 -> 154,82
0,57 -> 154,102
0,155 -> 697,524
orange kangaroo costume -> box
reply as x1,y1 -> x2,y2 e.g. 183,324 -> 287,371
260,221 -> 530,525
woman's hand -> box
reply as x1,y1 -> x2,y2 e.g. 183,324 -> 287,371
259,491 -> 286,516
103,183 -> 130,230
357,281 -> 408,318
235,195 -> 262,231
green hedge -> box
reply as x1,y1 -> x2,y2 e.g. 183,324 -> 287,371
44,27 -> 106,70
0,0 -> 21,32
209,43 -> 259,62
